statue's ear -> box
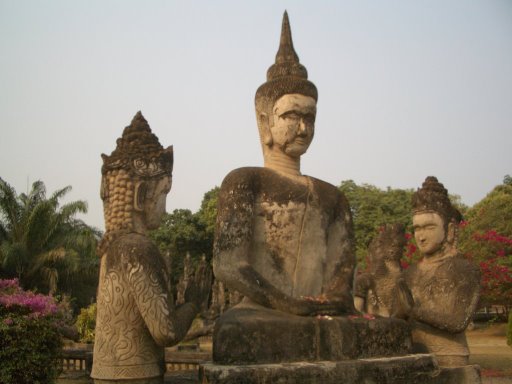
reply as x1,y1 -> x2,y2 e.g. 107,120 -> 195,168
100,176 -> 108,201
258,112 -> 273,147
134,181 -> 147,212
446,221 -> 456,245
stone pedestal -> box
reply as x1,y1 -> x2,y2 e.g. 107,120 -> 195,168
205,307 -> 481,383
435,365 -> 481,384
200,354 -> 439,384
200,358 -> 481,384
214,307 -> 412,364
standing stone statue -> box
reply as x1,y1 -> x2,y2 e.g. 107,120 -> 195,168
354,223 -> 414,319
405,176 -> 481,368
91,112 -> 211,384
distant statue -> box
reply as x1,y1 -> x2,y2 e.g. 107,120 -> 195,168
405,176 -> 480,367
176,253 -> 193,306
354,223 -> 414,319
91,112 -> 211,384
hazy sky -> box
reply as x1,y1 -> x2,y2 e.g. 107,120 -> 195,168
1,1 -> 511,230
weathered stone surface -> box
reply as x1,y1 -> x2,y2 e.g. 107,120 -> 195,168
435,365 -> 482,384
213,305 -> 412,364
213,15 -> 356,353
200,354 -> 441,384
92,112 -> 210,384
354,223 -> 413,319
406,177 -> 481,368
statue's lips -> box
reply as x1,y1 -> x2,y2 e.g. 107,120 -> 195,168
292,138 -> 310,146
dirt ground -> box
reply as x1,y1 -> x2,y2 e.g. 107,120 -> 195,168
467,323 -> 512,383
58,323 -> 512,384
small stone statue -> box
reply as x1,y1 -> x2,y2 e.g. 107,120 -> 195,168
405,176 -> 481,367
91,112 -> 211,384
176,253 -> 193,306
354,223 -> 414,319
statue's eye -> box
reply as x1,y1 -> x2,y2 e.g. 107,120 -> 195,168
303,114 -> 315,125
282,112 -> 301,122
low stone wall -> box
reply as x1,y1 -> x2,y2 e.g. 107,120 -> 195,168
60,347 -> 211,378
61,349 -> 93,377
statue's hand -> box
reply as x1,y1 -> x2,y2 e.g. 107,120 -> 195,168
394,278 -> 414,318
184,258 -> 212,310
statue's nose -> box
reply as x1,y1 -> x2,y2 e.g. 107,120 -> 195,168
297,119 -> 307,136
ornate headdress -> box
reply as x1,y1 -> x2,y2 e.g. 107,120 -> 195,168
101,111 -> 173,178
255,11 -> 318,116
412,176 -> 462,224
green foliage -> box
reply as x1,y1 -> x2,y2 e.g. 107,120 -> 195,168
75,302 -> 96,343
0,177 -> 101,308
196,186 -> 219,239
339,180 -> 414,264
0,279 -> 63,384
0,314 -> 62,384
461,182 -> 512,238
151,187 -> 219,292
339,179 -> 469,267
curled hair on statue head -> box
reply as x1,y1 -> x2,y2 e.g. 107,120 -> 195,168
98,111 -> 172,256
412,176 -> 462,229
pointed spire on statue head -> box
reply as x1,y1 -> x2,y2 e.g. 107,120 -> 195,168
265,11 -> 309,81
256,11 -> 317,121
275,11 -> 299,65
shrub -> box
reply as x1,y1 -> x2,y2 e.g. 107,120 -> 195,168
0,279 -> 63,384
76,303 -> 96,343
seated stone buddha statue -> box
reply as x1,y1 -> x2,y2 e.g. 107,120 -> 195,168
212,12 -> 411,365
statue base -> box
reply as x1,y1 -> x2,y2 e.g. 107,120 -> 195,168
200,357 -> 481,384
213,306 -> 412,364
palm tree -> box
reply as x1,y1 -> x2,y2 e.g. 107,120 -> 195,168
0,177 -> 101,296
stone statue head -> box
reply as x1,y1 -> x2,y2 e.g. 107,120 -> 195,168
411,177 -> 462,257
255,11 -> 318,159
100,111 -> 173,244
367,223 -> 406,273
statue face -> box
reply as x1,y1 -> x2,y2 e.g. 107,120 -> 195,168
412,212 -> 446,256
143,176 -> 172,230
270,94 -> 316,158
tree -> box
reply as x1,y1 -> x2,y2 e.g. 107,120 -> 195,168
339,180 -> 467,268
339,180 -> 414,264
458,179 -> 512,307
196,186 -> 219,243
0,178 -> 100,300
151,187 -> 219,293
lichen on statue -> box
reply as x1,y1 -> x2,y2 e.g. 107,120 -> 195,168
210,13 -> 415,366
405,176 -> 481,368
214,11 -> 355,321
91,112 -> 210,384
